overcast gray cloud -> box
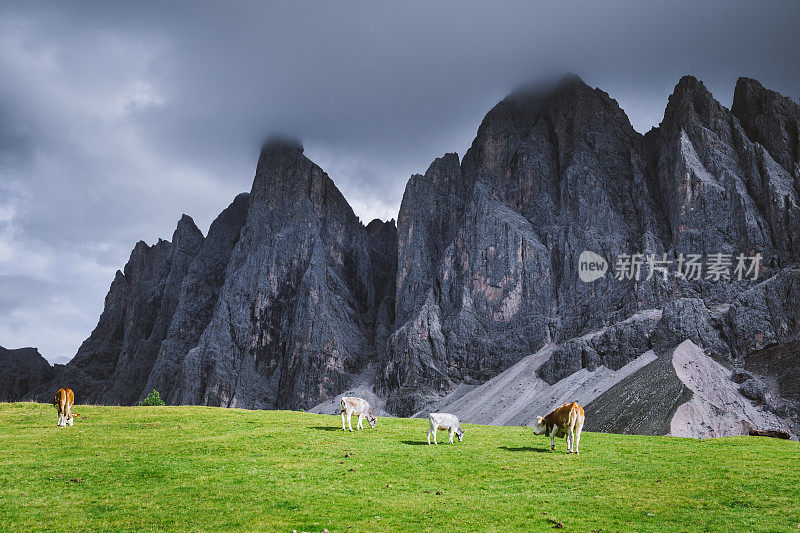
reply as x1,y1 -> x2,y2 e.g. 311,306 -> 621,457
1,1 -> 799,362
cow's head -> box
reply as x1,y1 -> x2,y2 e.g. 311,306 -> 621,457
532,416 -> 548,436
456,424 -> 465,442
368,409 -> 377,428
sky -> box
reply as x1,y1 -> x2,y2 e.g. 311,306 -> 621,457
1,1 -> 799,363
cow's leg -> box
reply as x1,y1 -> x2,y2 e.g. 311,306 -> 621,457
550,433 -> 555,451
341,411 -> 346,431
60,398 -> 68,427
347,411 -> 354,432
57,413 -> 63,427
567,426 -> 574,453
427,426 -> 432,445
357,413 -> 364,430
433,425 -> 438,445
67,414 -> 74,427
449,429 -> 455,444
574,424 -> 583,454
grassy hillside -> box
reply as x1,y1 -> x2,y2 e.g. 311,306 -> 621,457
1,403 -> 798,531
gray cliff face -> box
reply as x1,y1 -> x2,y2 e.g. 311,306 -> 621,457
654,76 -> 799,269
30,215 -> 205,404
364,218 -> 398,359
383,75 -> 800,415
732,77 -> 800,180
10,76 -> 800,424
145,193 -> 250,403
101,215 -> 206,404
23,140 -> 396,410
171,140 -> 395,409
0,346 -> 53,402
386,77 -> 668,413
384,154 -> 555,413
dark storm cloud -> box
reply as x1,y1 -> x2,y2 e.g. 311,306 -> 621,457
1,0 -> 798,361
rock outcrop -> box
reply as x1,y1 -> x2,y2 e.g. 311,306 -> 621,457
383,75 -> 799,415
8,75 -> 799,434
144,192 -> 251,402
0,346 -> 54,402
581,340 -> 790,438
168,140 -> 396,409
26,141 -> 397,409
732,77 -> 800,180
28,214 -> 205,404
384,78 -> 668,413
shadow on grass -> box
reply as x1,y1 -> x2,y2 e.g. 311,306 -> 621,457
499,446 -> 550,453
401,440 -> 430,446
310,426 -> 341,431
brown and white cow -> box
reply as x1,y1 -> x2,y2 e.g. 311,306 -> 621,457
340,397 -> 376,431
53,388 -> 78,428
532,401 -> 584,454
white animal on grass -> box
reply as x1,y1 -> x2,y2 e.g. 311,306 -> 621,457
340,397 -> 376,431
427,412 -> 465,445
532,401 -> 585,454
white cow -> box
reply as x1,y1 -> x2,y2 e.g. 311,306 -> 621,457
340,397 -> 376,431
427,412 -> 465,445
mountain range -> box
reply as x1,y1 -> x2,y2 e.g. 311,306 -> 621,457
2,74 -> 798,437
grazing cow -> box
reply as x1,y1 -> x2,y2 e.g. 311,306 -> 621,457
532,401 -> 584,454
427,412 -> 465,445
340,397 -> 376,431
53,388 -> 78,428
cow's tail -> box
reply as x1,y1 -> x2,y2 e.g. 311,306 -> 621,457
569,402 -> 584,431
568,402 -> 579,429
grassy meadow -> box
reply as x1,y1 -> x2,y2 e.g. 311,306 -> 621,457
0,402 -> 798,531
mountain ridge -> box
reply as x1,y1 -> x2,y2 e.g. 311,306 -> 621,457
8,74 -> 800,437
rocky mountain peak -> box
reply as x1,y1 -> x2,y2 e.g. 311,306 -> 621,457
732,76 -> 800,178
661,75 -> 727,132
462,73 -> 636,181
250,137 -> 360,230
414,152 -> 464,197
365,217 -> 397,238
253,137 -> 308,189
0,346 -> 54,402
172,214 -> 204,248
493,73 -> 590,115
11,74 -> 799,433
176,213 -> 199,232
259,136 -> 304,156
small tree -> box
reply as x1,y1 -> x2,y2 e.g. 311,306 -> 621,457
139,389 -> 165,406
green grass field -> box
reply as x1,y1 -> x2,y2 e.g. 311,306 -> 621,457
1,403 -> 798,531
